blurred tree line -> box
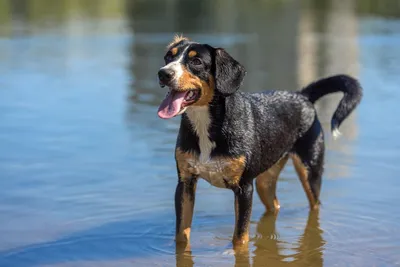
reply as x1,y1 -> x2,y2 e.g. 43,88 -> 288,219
0,0 -> 399,36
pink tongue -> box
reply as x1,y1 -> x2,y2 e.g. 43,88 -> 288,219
157,91 -> 187,119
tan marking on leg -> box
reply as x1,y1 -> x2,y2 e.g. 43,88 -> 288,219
291,154 -> 319,209
256,155 -> 289,213
183,227 -> 191,240
176,186 -> 196,243
175,149 -> 197,244
175,148 -> 195,180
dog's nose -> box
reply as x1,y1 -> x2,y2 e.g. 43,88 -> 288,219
158,68 -> 175,83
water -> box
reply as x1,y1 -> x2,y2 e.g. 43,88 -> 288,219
0,0 -> 400,266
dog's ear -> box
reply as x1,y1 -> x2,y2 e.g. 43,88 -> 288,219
213,48 -> 246,96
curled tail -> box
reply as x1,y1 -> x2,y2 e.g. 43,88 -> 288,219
300,74 -> 363,139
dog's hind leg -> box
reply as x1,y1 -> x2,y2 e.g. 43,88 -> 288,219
255,155 -> 289,213
291,120 -> 325,209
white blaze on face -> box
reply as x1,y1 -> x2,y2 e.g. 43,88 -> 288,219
159,46 -> 190,87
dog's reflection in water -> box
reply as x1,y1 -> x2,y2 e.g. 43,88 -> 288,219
176,210 -> 324,267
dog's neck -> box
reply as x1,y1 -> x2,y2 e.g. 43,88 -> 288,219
185,106 -> 216,162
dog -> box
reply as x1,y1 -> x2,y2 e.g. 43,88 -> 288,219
156,35 -> 362,247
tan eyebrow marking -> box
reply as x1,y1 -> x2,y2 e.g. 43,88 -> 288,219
171,47 -> 178,56
188,50 -> 197,58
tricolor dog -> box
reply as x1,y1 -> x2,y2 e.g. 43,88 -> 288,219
157,36 -> 362,247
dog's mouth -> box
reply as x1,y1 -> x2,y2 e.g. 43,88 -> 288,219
157,88 -> 200,119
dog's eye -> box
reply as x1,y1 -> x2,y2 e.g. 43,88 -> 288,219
191,58 -> 202,66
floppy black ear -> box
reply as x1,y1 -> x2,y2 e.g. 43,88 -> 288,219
213,48 -> 246,96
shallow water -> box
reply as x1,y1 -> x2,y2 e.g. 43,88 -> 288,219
0,0 -> 400,266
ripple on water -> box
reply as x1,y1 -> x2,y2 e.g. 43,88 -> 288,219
0,216 -> 177,266
320,204 -> 400,265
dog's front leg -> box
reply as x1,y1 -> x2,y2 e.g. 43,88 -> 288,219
232,181 -> 253,247
175,176 -> 197,246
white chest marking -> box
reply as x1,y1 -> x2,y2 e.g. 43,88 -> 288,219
185,106 -> 216,163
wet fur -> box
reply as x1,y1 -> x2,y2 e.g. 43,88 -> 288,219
160,37 -> 363,247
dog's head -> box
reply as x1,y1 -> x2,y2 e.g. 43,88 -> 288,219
157,35 -> 246,119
